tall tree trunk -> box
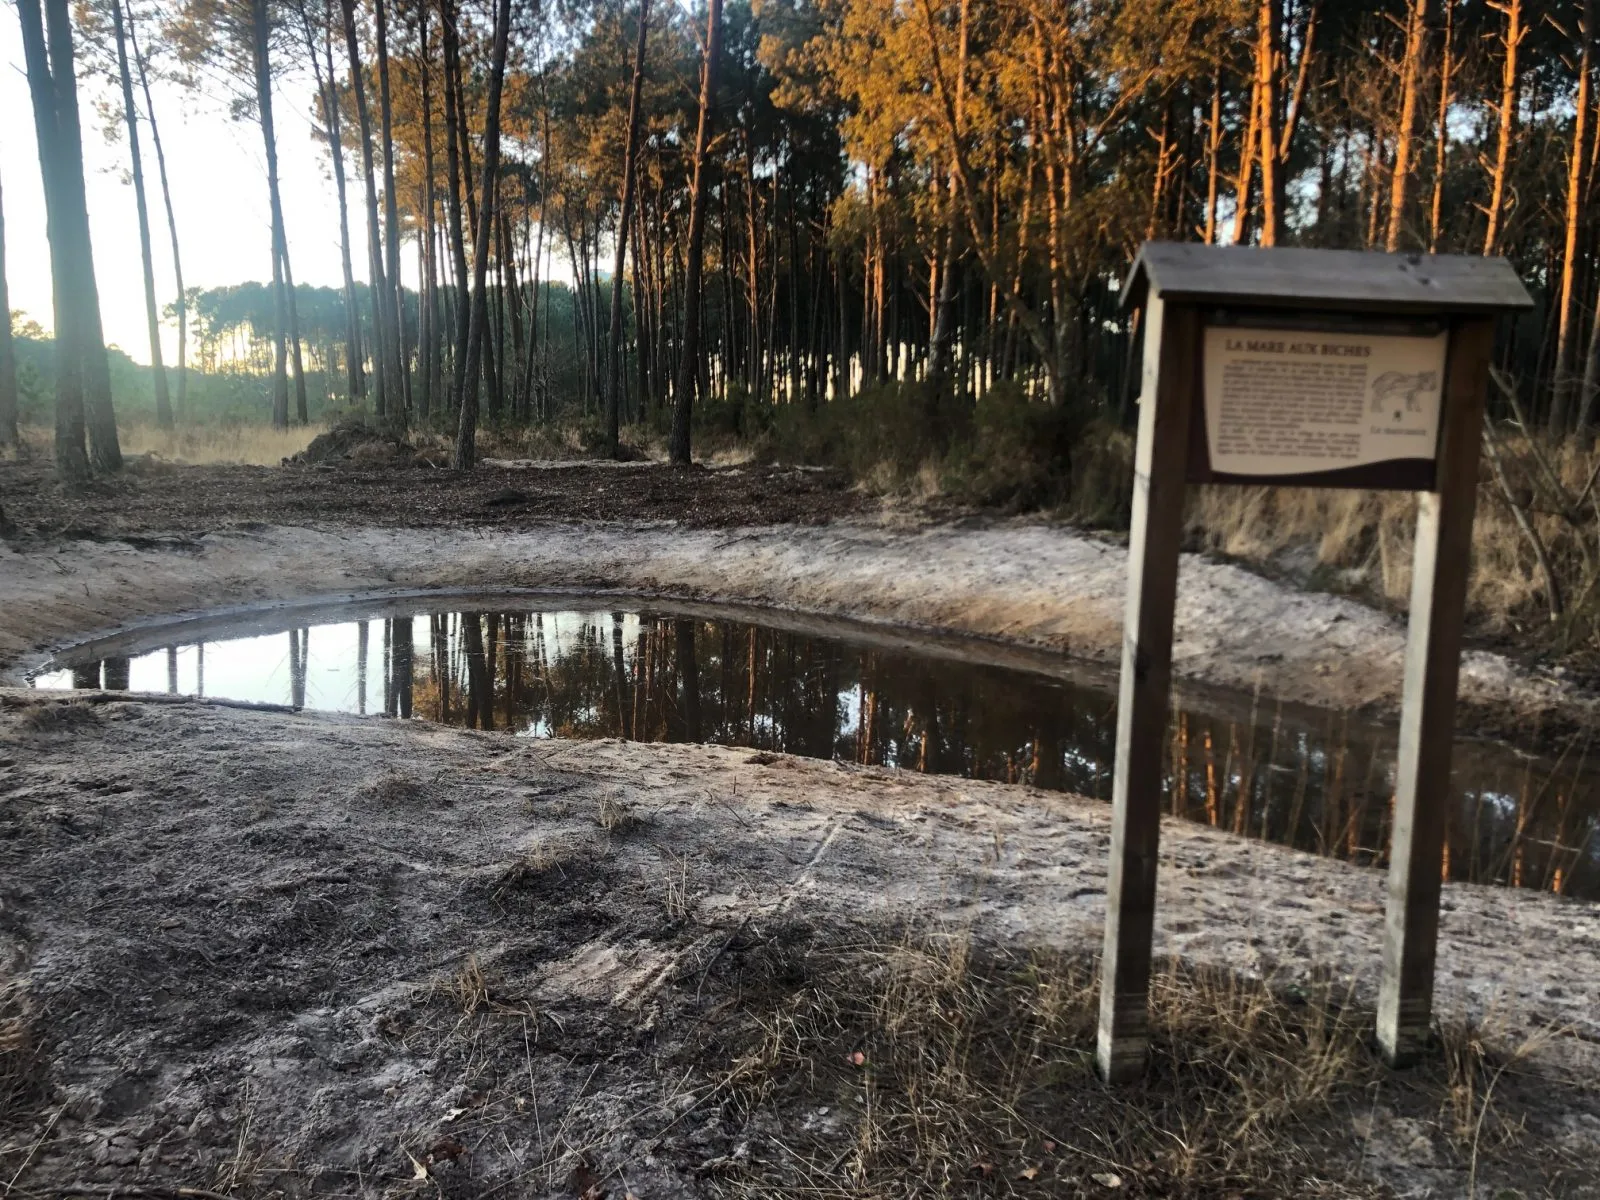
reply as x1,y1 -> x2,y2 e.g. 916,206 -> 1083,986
418,0 -> 438,421
267,216 -> 291,427
1482,0 -> 1524,255
307,0 -> 363,402
605,0 -> 650,458
1385,0 -> 1428,252
0,169 -> 15,448
453,0 -> 514,470
1428,0 -> 1455,252
340,0 -> 397,417
375,0 -> 410,427
252,0 -> 292,430
668,0 -> 723,468
110,0 -> 172,430
1278,1 -> 1319,164
128,9 -> 185,422
499,205 -> 523,415
0,170 -> 18,448
280,240 -> 309,422
1202,63 -> 1223,244
1230,55 -> 1261,245
1255,0 -> 1283,246
20,0 -> 120,476
1551,0 -> 1594,433
440,0 -> 472,414
927,0 -> 969,393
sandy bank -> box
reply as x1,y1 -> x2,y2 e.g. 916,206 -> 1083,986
0,519 -> 1588,744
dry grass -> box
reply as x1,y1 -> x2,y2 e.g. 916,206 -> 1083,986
9,421 -> 318,466
359,770 -> 431,808
123,422 -> 320,465
1188,486 -> 1419,605
0,980 -> 50,1183
596,790 -> 640,834
715,932 -> 1588,1198
492,838 -> 587,898
1189,429 -> 1600,649
450,954 -> 494,1018
13,701 -> 99,736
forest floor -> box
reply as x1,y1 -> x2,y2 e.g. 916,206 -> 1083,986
0,450 -> 870,536
1,452 -> 1600,1197
1,694 -> 1598,1199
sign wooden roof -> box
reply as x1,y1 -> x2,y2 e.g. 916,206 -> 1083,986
1120,242 -> 1535,314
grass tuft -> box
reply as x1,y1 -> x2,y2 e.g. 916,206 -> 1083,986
493,839 -> 586,898
360,771 -> 430,807
14,701 -> 100,735
596,790 -> 640,835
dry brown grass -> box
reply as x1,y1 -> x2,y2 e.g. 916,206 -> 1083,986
492,838 -> 587,898
1189,429 -> 1600,650
1188,486 -> 1419,604
0,980 -> 51,1183
9,422 -> 321,467
359,770 -> 431,807
596,790 -> 640,834
13,701 -> 99,736
123,423 -> 321,466
715,932 -> 1588,1198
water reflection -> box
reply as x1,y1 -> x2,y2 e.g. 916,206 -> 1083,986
34,605 -> 1600,901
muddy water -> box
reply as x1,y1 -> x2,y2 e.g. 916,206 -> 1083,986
31,596 -> 1600,901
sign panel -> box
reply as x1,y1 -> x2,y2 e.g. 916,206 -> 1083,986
1201,325 -> 1449,477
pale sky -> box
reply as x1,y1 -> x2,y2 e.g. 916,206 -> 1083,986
0,8 -> 376,366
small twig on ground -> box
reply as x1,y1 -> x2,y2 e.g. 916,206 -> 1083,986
2,1105 -> 63,1196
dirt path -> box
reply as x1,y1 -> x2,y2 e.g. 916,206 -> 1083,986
1,694 -> 1596,1198
0,516 -> 1589,746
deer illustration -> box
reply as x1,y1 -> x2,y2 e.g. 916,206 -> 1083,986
1369,370 -> 1439,415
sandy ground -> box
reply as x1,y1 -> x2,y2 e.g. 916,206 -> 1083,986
2,465 -> 1600,1195
1,695 -> 1597,1198
0,516 -> 1590,748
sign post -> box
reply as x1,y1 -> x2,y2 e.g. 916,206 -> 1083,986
1098,244 -> 1532,1084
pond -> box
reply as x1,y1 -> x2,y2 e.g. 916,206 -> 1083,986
31,594 -> 1599,901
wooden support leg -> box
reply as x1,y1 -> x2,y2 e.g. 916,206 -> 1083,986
1377,319 -> 1491,1066
1096,297 -> 1196,1084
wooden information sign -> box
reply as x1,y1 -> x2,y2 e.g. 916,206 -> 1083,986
1097,243 -> 1533,1084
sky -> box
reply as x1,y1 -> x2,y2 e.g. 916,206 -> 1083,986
0,9 -> 372,366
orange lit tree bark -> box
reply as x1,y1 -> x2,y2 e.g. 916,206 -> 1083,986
453,0 -> 515,469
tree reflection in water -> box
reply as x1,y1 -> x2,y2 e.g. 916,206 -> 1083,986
41,606 -> 1600,900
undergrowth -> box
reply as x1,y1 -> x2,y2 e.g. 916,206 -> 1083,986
715,933 -> 1585,1198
